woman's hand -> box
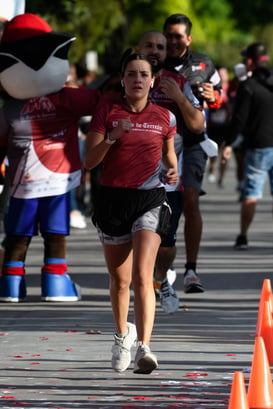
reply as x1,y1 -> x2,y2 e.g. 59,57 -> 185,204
110,118 -> 132,141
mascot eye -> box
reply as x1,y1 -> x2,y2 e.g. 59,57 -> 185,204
53,43 -> 71,60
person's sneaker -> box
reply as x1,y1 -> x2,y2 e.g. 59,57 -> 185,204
154,269 -> 177,297
167,268 -> 177,286
159,278 -> 179,314
133,343 -> 158,374
234,234 -> 248,250
208,172 -> 216,183
70,211 -> 87,229
111,322 -> 137,372
184,269 -> 204,293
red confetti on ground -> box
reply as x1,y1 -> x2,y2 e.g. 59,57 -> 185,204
13,355 -> 24,358
0,333 -> 8,336
0,396 -> 15,399
66,348 -> 74,351
86,329 -> 102,334
31,354 -> 40,357
31,362 -> 40,365
185,372 -> 208,377
132,396 -> 152,400
40,337 -> 48,340
226,353 -> 236,356
64,330 -> 79,333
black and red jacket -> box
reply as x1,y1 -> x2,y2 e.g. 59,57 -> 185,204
165,48 -> 222,147
165,48 -> 222,108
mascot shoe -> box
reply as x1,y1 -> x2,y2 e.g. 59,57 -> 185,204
0,275 -> 27,302
41,273 -> 82,302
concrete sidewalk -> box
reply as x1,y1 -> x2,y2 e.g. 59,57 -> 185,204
0,160 -> 272,408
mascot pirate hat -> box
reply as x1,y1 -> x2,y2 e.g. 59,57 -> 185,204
0,13 -> 75,99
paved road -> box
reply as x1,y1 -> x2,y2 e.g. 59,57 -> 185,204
0,159 -> 272,409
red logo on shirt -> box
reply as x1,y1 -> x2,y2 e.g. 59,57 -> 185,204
192,62 -> 206,72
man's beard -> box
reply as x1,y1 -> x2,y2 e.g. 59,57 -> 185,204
147,56 -> 165,73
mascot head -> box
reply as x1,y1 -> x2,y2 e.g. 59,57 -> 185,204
0,13 -> 75,99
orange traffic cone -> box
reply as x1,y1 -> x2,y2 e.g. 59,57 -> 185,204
228,371 -> 249,409
256,279 -> 273,335
257,301 -> 273,364
247,336 -> 273,409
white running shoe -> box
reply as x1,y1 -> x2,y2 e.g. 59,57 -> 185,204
111,322 -> 137,372
133,343 -> 158,374
184,269 -> 204,293
159,278 -> 179,314
70,211 -> 87,229
208,173 -> 216,183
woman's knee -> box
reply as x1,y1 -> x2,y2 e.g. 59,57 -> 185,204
109,273 -> 131,291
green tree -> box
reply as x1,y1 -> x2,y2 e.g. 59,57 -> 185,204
228,0 -> 273,65
229,0 -> 273,31
24,0 -> 272,72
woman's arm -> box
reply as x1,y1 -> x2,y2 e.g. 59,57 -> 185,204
161,138 -> 178,185
84,131 -> 110,170
84,118 -> 133,170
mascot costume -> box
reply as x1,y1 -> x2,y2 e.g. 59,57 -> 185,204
0,13 -> 100,302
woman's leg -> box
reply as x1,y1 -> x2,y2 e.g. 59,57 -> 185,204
103,242 -> 133,334
131,230 -> 161,345
103,241 -> 136,372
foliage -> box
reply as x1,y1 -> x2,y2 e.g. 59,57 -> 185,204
26,0 -> 126,70
26,0 -> 77,21
229,0 -> 273,31
24,0 -> 273,74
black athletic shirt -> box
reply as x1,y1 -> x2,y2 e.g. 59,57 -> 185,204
225,66 -> 273,148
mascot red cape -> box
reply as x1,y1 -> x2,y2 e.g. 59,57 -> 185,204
0,13 -> 100,302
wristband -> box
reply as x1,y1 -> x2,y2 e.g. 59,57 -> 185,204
105,133 -> 116,145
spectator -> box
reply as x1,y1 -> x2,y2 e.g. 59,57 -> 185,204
163,13 -> 222,292
207,66 -> 232,187
84,53 -> 178,373
222,42 -> 273,250
228,63 -> 249,198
